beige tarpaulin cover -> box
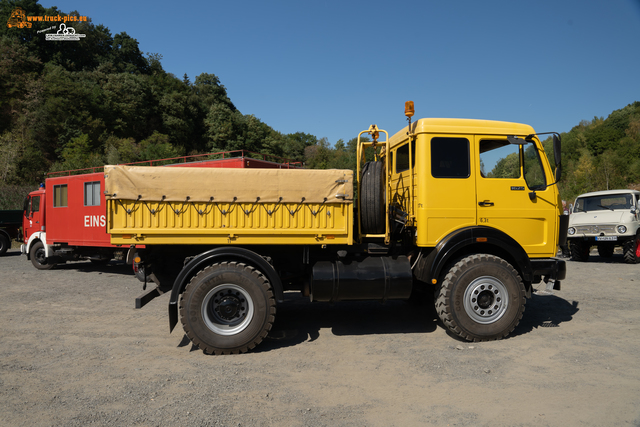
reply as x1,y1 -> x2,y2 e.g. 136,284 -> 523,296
104,165 -> 353,204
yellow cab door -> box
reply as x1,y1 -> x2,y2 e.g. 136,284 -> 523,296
475,135 -> 557,257
416,134 -> 477,246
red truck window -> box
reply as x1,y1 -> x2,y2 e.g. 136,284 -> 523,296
84,181 -> 100,206
53,184 -> 68,207
28,196 -> 40,215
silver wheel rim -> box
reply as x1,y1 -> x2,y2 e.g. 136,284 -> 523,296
35,247 -> 46,264
463,276 -> 509,324
202,284 -> 254,336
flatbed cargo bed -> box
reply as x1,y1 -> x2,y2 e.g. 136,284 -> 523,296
105,166 -> 354,245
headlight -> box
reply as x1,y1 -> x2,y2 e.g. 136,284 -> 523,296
617,225 -> 627,234
568,227 -> 576,235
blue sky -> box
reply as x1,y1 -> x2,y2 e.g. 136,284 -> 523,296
41,0 -> 640,146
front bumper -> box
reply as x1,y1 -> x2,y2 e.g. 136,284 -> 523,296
530,257 -> 566,290
567,235 -> 635,244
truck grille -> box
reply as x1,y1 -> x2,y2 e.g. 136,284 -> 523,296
574,225 -> 616,234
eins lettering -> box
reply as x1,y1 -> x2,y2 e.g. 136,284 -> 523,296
84,215 -> 106,228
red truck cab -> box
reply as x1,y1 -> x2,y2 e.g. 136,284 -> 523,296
22,173 -> 114,269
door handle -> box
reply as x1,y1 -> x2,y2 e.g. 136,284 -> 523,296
478,200 -> 494,207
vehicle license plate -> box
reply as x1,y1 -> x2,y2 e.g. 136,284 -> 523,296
596,236 -> 617,241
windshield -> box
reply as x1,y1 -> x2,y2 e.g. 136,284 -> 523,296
573,194 -> 634,212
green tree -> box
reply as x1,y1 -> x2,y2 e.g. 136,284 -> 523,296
111,32 -> 150,74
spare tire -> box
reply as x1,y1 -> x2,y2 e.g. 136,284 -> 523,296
360,161 -> 385,234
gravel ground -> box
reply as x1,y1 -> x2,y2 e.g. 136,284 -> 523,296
1,247 -> 640,427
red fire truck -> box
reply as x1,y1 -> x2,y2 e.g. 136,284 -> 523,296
21,151 -> 300,271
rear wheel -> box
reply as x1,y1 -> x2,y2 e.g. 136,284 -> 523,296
623,235 -> 640,264
570,240 -> 590,262
435,254 -> 525,341
179,262 -> 275,355
360,161 -> 385,234
30,241 -> 55,270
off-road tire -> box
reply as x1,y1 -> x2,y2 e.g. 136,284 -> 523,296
623,235 -> 640,264
570,240 -> 590,262
0,234 -> 9,256
179,262 -> 275,355
30,241 -> 55,270
435,254 -> 526,342
597,243 -> 614,258
360,161 -> 385,234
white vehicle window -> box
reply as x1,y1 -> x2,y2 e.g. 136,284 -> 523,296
574,194 -> 633,212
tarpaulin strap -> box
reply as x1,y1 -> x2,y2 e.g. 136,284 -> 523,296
214,197 -> 238,216
260,197 -> 283,216
117,198 -> 140,215
195,197 -> 215,216
306,198 -> 328,216
168,197 -> 192,215
286,198 -> 306,216
142,197 -> 167,215
243,197 -> 261,216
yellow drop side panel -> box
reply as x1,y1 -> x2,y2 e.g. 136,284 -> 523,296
107,199 -> 352,245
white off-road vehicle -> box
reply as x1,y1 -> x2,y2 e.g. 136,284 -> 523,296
567,189 -> 640,263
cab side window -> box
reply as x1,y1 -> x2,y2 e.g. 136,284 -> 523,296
395,140 -> 415,173
27,196 -> 40,216
479,140 -> 520,178
431,137 -> 469,178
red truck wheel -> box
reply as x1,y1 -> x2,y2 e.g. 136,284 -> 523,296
30,241 -> 56,270
179,262 -> 275,355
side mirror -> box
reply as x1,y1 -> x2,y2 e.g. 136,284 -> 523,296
553,134 -> 562,182
23,196 -> 30,217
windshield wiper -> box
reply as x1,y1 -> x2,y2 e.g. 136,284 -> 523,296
597,204 -> 614,211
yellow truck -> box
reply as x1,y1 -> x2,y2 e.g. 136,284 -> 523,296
105,103 -> 567,354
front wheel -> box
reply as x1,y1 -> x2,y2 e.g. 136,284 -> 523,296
435,254 -> 525,342
623,236 -> 640,264
30,241 -> 56,270
597,243 -> 614,258
570,240 -> 590,262
179,262 -> 275,355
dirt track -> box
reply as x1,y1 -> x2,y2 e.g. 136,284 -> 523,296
1,248 -> 639,426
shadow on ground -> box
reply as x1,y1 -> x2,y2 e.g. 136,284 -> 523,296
511,291 -> 580,338
46,259 -> 134,277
